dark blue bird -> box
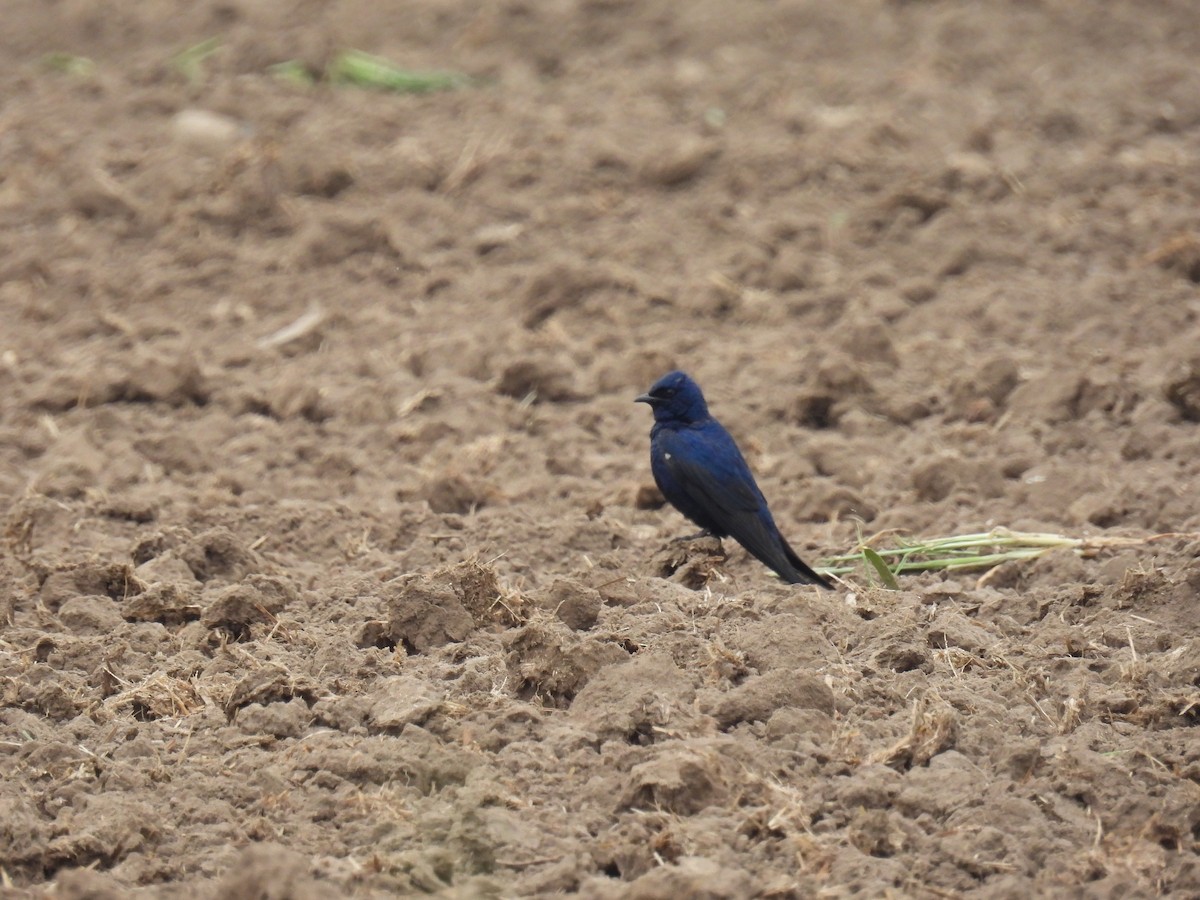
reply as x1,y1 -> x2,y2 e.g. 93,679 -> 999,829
636,370 -> 833,589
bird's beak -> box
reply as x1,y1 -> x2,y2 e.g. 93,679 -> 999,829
634,392 -> 655,405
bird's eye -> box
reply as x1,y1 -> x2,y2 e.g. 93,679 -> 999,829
659,387 -> 676,399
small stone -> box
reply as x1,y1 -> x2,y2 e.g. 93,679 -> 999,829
640,136 -> 721,187
172,109 -> 245,154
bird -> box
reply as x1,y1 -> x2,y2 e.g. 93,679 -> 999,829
635,370 -> 833,589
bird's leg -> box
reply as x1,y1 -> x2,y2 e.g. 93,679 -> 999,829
672,529 -> 716,544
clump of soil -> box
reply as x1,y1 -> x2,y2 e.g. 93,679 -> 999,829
1,1 -> 1199,896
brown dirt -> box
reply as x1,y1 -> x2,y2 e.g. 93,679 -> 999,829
2,1 -> 1199,897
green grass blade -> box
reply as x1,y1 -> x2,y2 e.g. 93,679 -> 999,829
173,37 -> 220,83
268,60 -> 316,87
329,50 -> 470,93
816,527 -> 1142,582
862,547 -> 900,589
41,53 -> 95,77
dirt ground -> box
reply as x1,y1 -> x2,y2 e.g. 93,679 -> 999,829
2,0 -> 1199,897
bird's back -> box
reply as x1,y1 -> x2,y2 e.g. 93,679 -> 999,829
651,416 -> 831,588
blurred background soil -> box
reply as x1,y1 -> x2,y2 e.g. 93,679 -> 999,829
1,0 -> 1198,896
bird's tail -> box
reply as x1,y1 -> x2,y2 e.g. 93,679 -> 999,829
781,539 -> 834,590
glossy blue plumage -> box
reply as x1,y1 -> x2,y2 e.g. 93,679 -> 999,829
636,371 -> 832,588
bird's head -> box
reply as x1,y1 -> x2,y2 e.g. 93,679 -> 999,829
635,370 -> 710,424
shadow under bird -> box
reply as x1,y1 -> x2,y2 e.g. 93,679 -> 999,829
636,370 -> 833,589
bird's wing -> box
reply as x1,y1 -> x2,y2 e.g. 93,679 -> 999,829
661,427 -> 785,550
659,425 -> 763,513
662,425 -> 830,588
662,439 -> 762,518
